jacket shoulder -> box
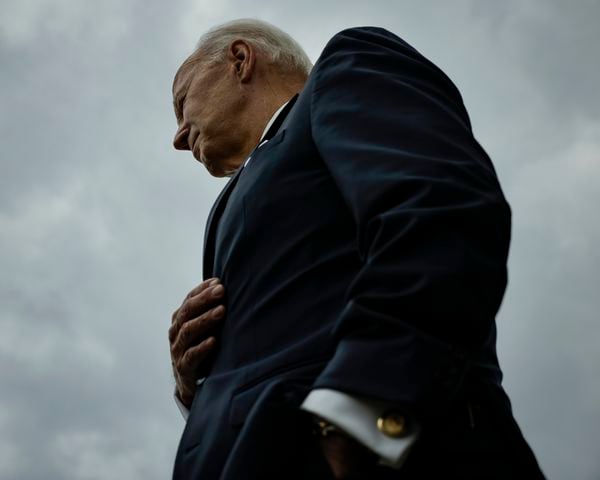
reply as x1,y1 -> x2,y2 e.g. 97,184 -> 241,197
310,25 -> 466,116
315,26 -> 420,64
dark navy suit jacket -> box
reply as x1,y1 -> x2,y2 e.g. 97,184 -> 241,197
173,26 -> 544,479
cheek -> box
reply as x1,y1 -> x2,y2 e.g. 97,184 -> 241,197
185,103 -> 203,126
202,109 -> 231,140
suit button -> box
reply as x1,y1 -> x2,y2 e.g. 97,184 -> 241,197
377,412 -> 407,438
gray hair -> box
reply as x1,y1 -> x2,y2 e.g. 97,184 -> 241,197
193,18 -> 312,77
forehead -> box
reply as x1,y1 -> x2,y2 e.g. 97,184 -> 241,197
172,54 -> 205,96
172,65 -> 193,98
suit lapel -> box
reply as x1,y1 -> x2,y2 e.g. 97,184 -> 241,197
202,93 -> 300,279
202,165 -> 244,279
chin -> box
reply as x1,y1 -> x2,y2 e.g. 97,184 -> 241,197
203,160 -> 230,178
203,154 -> 241,178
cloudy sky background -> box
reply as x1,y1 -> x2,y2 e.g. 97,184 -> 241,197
1,0 -> 598,478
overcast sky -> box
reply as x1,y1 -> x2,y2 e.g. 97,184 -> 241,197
1,0 -> 598,478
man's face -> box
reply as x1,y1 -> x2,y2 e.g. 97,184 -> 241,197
172,56 -> 248,177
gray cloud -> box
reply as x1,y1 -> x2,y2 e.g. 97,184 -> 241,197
1,0 -> 598,478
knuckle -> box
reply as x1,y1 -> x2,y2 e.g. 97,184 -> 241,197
186,285 -> 200,300
182,349 -> 195,367
196,312 -> 209,327
175,358 -> 186,374
200,286 -> 213,301
197,314 -> 214,333
178,326 -> 188,344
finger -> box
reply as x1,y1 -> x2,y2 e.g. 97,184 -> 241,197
171,278 -> 219,325
177,336 -> 217,377
171,283 -> 224,332
185,277 -> 220,300
181,284 -> 225,322
170,305 -> 225,353
170,304 -> 224,350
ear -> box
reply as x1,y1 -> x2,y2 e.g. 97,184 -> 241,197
227,39 -> 256,83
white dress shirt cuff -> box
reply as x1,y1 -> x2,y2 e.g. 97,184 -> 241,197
174,388 -> 190,421
301,388 -> 419,469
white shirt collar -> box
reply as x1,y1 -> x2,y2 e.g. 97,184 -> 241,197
243,99 -> 291,168
259,99 -> 291,143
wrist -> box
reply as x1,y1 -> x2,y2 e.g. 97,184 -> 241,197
175,385 -> 194,408
311,415 -> 379,476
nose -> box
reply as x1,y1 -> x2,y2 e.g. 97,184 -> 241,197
173,124 -> 191,151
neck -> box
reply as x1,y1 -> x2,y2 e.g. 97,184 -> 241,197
225,79 -> 303,176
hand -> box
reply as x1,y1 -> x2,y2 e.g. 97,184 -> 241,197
169,277 -> 226,408
316,427 -> 378,479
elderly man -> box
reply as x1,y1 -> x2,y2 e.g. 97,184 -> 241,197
169,19 -> 545,479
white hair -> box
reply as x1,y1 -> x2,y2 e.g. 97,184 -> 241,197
194,18 -> 312,77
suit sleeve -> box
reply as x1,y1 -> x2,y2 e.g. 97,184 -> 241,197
308,27 -> 511,419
